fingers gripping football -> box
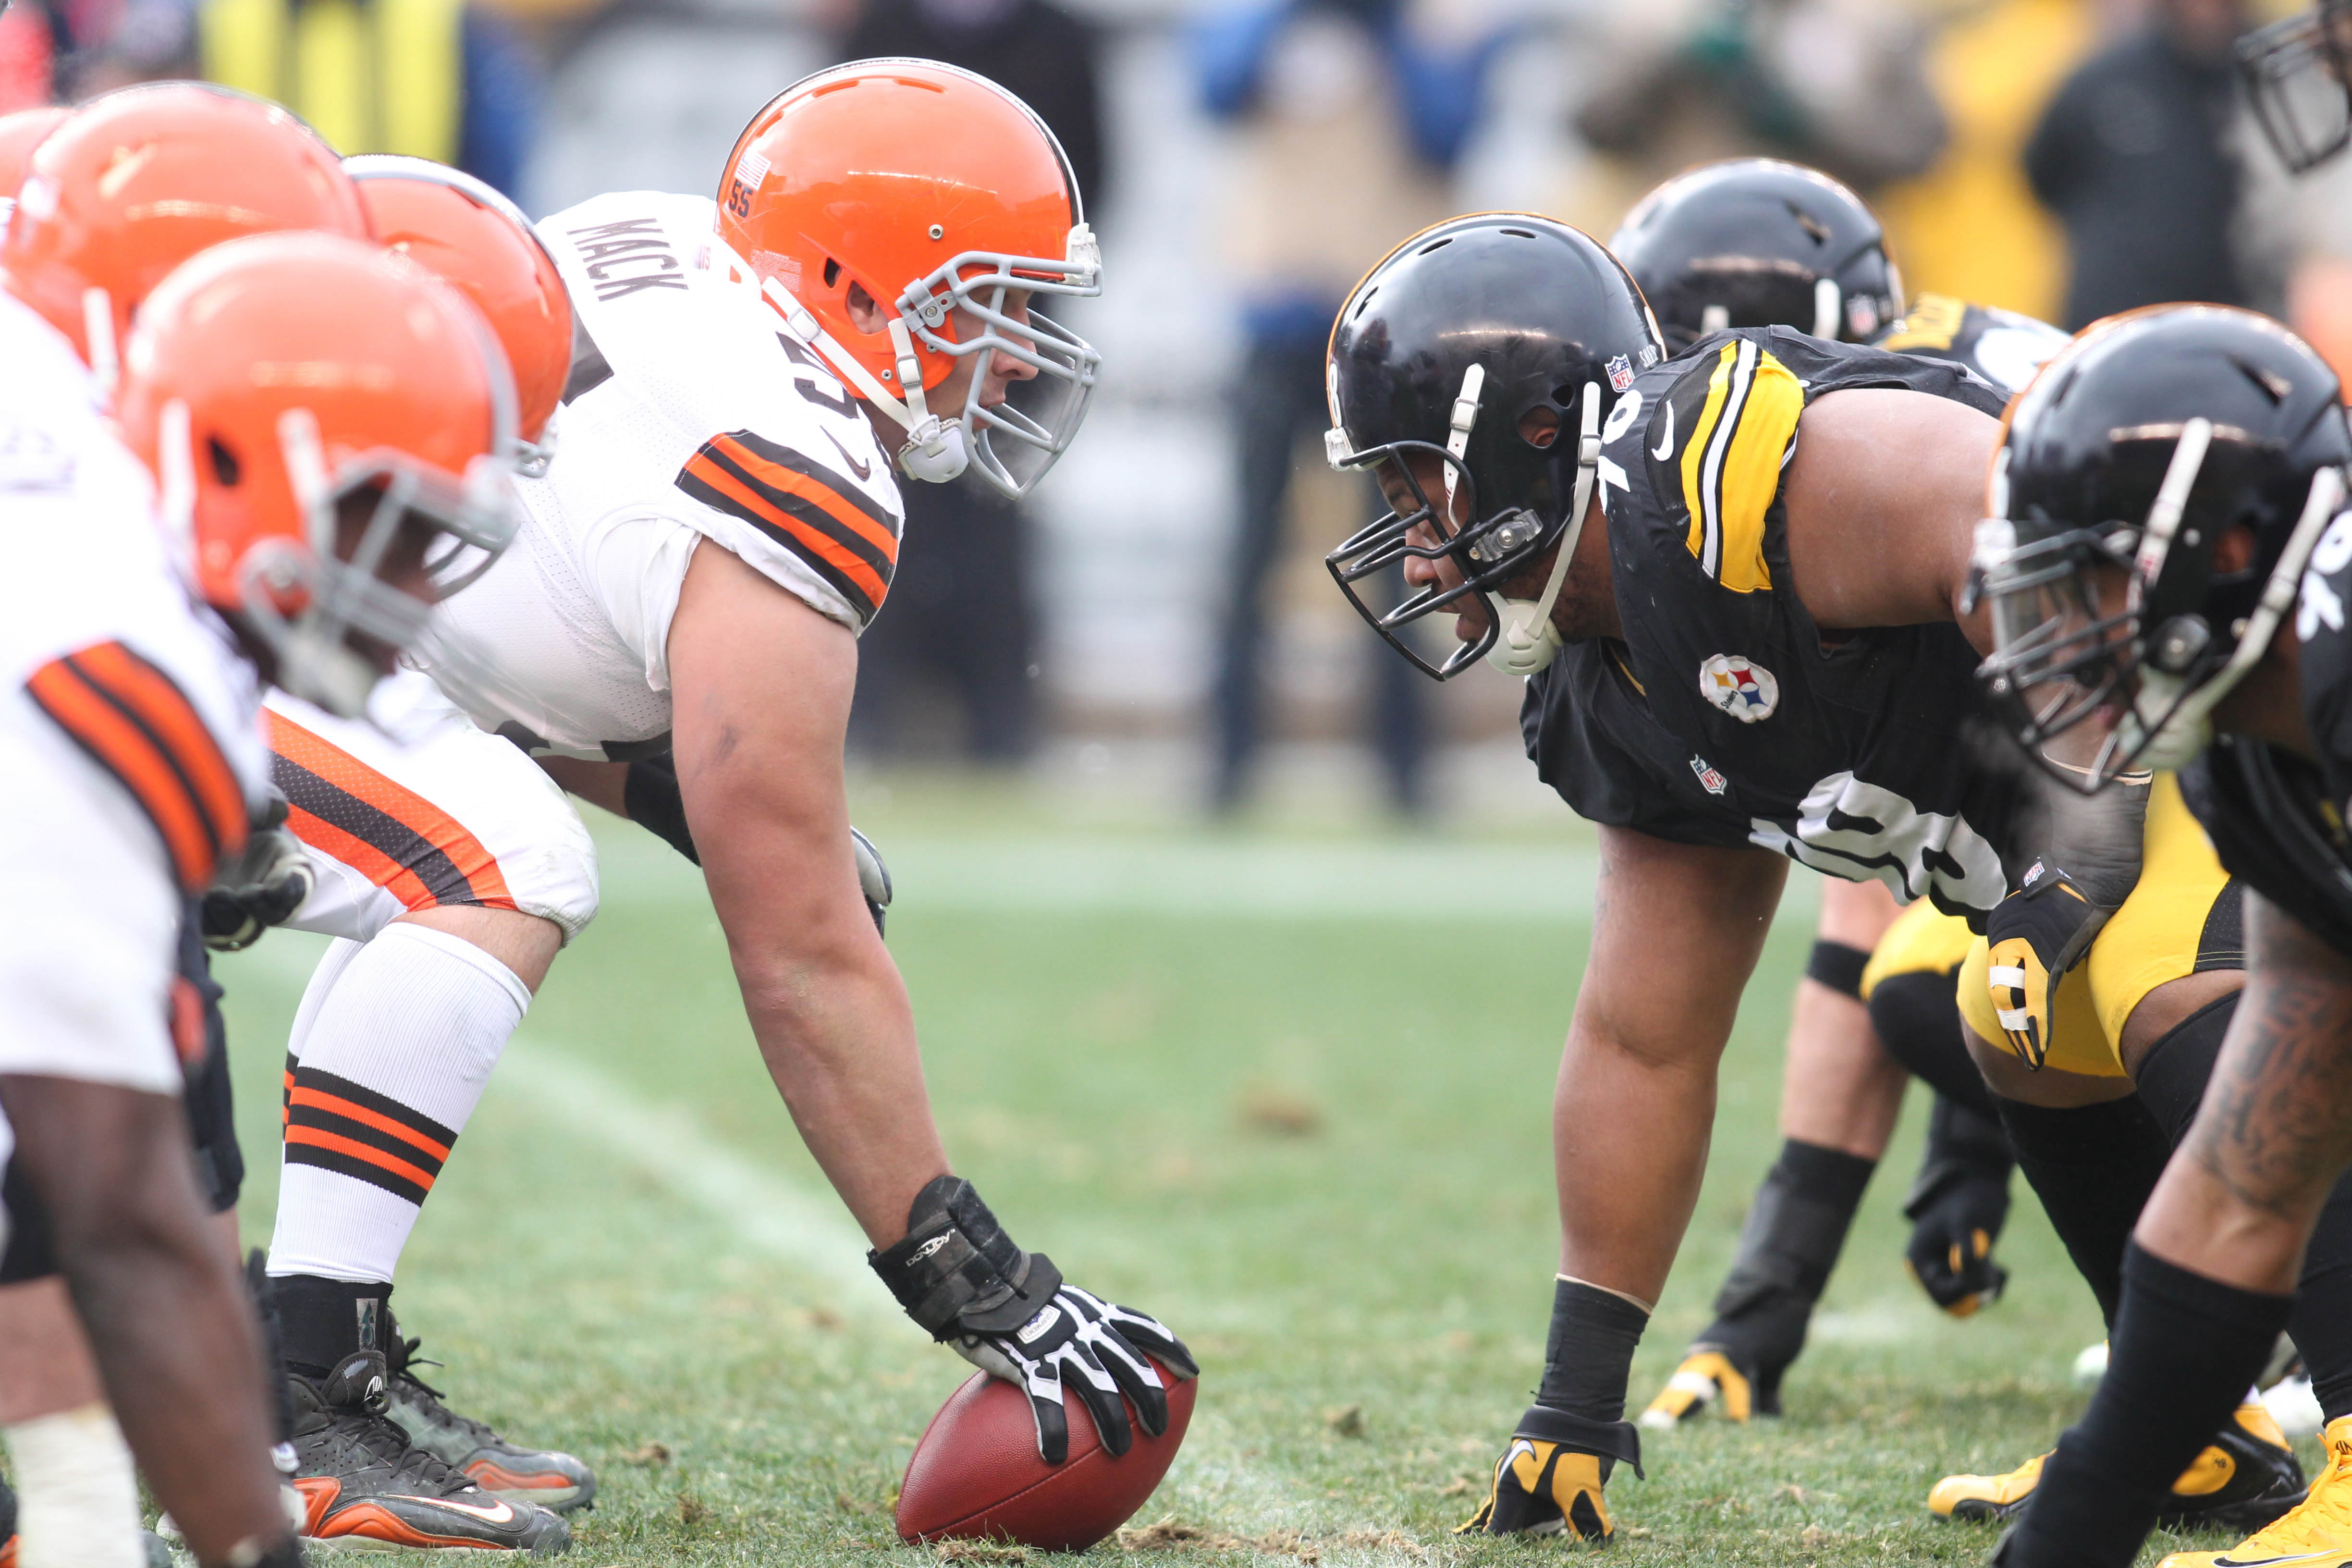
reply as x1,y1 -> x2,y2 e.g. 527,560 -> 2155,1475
954,1287 -> 1196,1463
869,1176 -> 1197,1466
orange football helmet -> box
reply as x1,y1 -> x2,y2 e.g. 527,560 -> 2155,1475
116,232 -> 518,718
714,59 -> 1099,497
0,105 -> 68,208
345,155 -> 572,477
0,83 -> 367,387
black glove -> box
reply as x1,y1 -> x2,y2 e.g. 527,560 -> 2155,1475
201,793 -> 313,951
1984,862 -> 2108,1070
1904,1097 -> 2014,1316
869,1176 -> 1196,1463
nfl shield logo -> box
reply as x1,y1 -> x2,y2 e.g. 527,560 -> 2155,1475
1689,756 -> 1728,796
1606,355 -> 1635,393
1698,653 -> 1780,723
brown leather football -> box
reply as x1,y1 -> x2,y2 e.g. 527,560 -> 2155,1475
894,1359 -> 1196,1551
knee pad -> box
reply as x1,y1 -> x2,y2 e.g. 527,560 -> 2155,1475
2132,994 -> 2238,1147
1869,969 -> 1997,1119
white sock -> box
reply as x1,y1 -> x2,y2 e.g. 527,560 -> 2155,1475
5,1404 -> 143,1568
268,922 -> 529,1284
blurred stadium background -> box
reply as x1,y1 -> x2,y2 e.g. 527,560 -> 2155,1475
15,0 -> 2352,827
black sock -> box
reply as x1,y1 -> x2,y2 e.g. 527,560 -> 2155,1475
268,1273 -> 392,1380
1994,1094 -> 2170,1327
1997,1243 -> 2292,1568
1534,1276 -> 1650,1424
1696,1139 -> 1874,1409
1869,968 -> 1997,1119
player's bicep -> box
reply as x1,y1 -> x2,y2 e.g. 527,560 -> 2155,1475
1780,388 -> 1999,642
1577,826 -> 1788,1054
666,544 -> 869,950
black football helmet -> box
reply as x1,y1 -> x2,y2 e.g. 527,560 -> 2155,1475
1608,159 -> 1902,353
1324,214 -> 1663,680
1974,306 -> 2352,791
2240,0 -> 2352,173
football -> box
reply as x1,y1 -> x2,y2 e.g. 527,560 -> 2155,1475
894,1361 -> 1197,1551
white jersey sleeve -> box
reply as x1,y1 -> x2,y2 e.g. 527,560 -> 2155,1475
537,192 -> 905,632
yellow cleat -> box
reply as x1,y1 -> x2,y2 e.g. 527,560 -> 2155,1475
1931,1404 -> 2304,1532
2159,1415 -> 2352,1568
1638,1349 -> 1756,1429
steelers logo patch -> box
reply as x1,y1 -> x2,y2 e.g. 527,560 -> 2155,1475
1699,653 -> 1779,723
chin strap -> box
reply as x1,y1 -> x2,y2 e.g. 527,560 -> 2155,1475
1484,382 -> 1602,678
2124,461 -> 2348,769
760,275 -> 968,484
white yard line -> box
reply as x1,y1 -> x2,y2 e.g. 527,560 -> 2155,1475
492,1040 -> 894,1318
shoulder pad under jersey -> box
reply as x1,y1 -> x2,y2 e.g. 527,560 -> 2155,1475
538,192 -> 904,629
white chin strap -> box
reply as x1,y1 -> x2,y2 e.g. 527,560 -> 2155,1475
2121,459 -> 2348,770
759,275 -> 967,484
1484,383 -> 1602,678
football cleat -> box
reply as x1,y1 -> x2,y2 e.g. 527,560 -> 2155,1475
2159,1416 -> 2352,1568
1931,1404 -> 2305,1532
1458,1439 -> 1615,1541
385,1323 -> 597,1513
1640,1348 -> 1759,1428
290,1349 -> 571,1555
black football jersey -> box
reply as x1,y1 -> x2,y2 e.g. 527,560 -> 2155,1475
1873,294 -> 2070,399
2179,514 -> 2352,956
1520,326 -> 2027,922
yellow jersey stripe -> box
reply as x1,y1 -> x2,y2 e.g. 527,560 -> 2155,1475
1679,341 -> 1740,572
1708,346 -> 1801,594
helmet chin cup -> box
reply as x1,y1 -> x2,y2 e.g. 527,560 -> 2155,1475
279,623 -> 379,719
897,415 -> 968,484
1484,596 -> 1564,676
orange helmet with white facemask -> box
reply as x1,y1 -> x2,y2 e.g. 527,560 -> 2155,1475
0,83 -> 368,386
345,155 -> 573,477
714,59 -> 1099,498
115,232 -> 519,718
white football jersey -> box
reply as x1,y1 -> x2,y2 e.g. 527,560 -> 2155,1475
418,191 -> 904,760
0,292 -> 268,1092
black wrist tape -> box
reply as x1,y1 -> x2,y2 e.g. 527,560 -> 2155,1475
1515,1403 -> 1644,1481
869,1176 -> 1063,1338
1714,1140 -> 1874,1318
623,754 -> 699,866
1904,1096 -> 2014,1219
1535,1277 -> 1649,1424
1804,939 -> 1871,1001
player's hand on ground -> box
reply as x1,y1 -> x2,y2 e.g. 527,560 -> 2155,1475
1904,1103 -> 2014,1316
200,792 -> 313,951
1984,863 -> 2107,1068
869,1175 -> 1196,1464
953,1285 -> 1197,1463
1905,1172 -> 2010,1314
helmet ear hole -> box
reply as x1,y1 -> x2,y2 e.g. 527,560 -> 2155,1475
823,258 -> 841,290
1519,406 -> 1562,449
207,436 -> 241,487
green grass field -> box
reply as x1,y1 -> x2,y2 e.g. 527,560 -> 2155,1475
205,774 -> 2270,1567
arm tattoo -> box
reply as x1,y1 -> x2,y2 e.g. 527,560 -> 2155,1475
2187,896 -> 2352,1218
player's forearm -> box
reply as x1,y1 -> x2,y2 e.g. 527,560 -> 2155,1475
2140,894 -> 2352,1291
0,1078 -> 289,1563
729,931 -> 949,1249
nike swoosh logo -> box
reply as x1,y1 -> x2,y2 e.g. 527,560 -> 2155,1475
1651,400 -> 1676,461
2205,1556 -> 2352,1567
391,1496 -> 517,1524
824,429 -> 873,481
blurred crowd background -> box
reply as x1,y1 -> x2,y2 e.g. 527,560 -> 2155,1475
6,0 -> 2347,823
